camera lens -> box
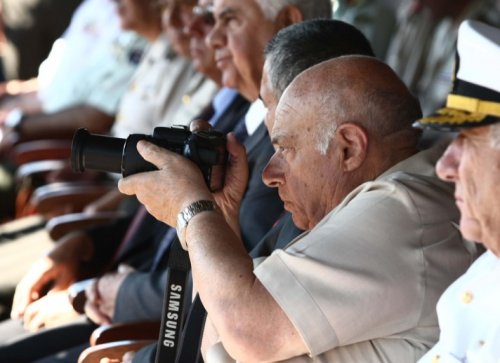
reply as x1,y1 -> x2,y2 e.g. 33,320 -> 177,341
71,128 -> 126,174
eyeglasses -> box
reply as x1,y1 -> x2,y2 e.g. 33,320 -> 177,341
192,4 -> 215,26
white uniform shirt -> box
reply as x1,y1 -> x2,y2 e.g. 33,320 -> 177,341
419,250 -> 500,363
38,0 -> 146,114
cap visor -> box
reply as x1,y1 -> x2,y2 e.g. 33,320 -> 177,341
413,107 -> 495,131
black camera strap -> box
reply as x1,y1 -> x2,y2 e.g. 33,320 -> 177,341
154,238 -> 191,363
175,294 -> 206,363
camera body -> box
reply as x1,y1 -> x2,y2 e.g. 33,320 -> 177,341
71,126 -> 227,191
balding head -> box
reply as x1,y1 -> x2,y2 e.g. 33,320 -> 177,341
264,57 -> 422,229
282,56 -> 422,157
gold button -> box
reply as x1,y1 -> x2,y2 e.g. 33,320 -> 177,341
182,94 -> 192,105
461,291 -> 474,304
432,355 -> 441,363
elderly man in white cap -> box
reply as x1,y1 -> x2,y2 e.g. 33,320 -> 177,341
416,19 -> 500,363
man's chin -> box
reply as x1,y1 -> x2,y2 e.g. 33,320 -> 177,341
289,211 -> 308,231
221,72 -> 239,91
459,217 -> 483,244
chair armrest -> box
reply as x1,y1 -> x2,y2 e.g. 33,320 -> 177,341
78,340 -> 156,363
46,211 -> 128,240
30,182 -> 117,215
16,159 -> 68,182
13,139 -> 72,165
90,321 -> 161,345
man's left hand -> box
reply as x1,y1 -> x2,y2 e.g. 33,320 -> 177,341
118,140 -> 213,227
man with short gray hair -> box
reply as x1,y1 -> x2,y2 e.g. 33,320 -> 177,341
206,0 -> 331,103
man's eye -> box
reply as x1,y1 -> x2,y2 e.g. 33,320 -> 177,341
221,15 -> 236,26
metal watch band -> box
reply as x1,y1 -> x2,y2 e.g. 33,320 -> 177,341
176,200 -> 218,250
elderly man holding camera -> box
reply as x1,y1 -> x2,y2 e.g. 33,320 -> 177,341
119,36 -> 476,363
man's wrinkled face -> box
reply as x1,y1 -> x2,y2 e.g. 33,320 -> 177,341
436,124 -> 500,255
261,87 -> 342,230
162,0 -> 197,57
186,0 -> 220,79
206,0 -> 277,100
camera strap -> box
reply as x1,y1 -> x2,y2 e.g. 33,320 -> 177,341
154,238 -> 191,363
175,294 -> 206,363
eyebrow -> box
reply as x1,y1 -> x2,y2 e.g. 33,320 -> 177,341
270,132 -> 285,146
215,6 -> 237,20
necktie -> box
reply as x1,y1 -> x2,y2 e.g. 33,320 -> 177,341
150,227 -> 178,271
110,205 -> 149,265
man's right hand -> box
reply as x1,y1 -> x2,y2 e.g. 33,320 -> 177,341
10,231 -> 93,319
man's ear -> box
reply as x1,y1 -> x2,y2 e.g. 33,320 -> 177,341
334,123 -> 368,172
275,5 -> 303,28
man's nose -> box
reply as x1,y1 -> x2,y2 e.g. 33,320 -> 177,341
206,20 -> 224,49
436,138 -> 462,183
262,153 -> 284,188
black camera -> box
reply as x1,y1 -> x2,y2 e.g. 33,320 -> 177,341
71,126 -> 228,192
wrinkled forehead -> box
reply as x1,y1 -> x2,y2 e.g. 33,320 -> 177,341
213,0 -> 259,16
272,90 -> 304,134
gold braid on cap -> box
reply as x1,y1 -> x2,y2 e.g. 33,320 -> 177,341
421,108 -> 486,126
447,94 -> 500,117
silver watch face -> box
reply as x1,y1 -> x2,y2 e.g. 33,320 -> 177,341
176,200 -> 217,250
176,200 -> 216,230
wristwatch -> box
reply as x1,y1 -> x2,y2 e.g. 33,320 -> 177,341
176,200 -> 218,250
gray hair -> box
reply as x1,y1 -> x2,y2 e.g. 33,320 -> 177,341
256,0 -> 332,21
263,20 -> 375,154
315,122 -> 338,155
264,19 -> 374,100
491,121 -> 500,148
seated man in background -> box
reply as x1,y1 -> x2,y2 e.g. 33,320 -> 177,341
0,0 -> 147,220
119,55 -> 476,361
416,20 -> 500,363
0,0 -> 156,321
